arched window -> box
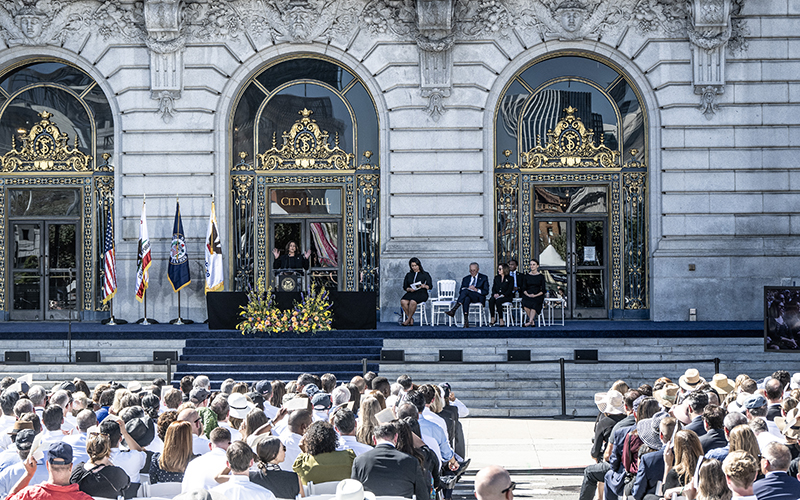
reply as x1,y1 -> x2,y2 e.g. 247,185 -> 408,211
495,54 -> 647,319
0,60 -> 115,320
230,56 -> 379,295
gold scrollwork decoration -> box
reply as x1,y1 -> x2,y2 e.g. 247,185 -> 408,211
521,107 -> 619,169
257,109 -> 355,171
1,112 -> 93,173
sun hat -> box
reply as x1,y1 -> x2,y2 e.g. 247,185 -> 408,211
653,383 -> 680,408
335,479 -> 376,500
637,411 -> 667,450
777,408 -> 800,440
679,368 -> 706,392
594,390 -> 625,415
710,374 -> 735,395
127,381 -> 143,394
227,393 -> 255,419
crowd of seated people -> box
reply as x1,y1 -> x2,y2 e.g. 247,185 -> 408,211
0,371 -> 470,499
581,368 -> 800,500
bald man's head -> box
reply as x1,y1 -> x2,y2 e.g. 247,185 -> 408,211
475,466 -> 513,500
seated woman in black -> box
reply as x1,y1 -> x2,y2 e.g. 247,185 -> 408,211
71,434 -> 131,498
400,257 -> 432,326
247,436 -> 304,498
272,241 -> 310,273
521,258 -> 546,327
488,262 -> 513,326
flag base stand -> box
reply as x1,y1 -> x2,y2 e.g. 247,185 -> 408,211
169,318 -> 194,325
101,317 -> 128,325
135,317 -> 158,325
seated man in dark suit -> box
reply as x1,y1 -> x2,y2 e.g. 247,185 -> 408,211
699,404 -> 729,453
632,414 -> 675,500
753,441 -> 800,500
445,262 -> 489,328
351,421 -> 429,500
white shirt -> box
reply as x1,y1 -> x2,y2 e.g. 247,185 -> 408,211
110,447 -> 146,483
219,422 -> 242,443
766,419 -> 785,440
182,447 -> 228,492
146,434 -> 164,454
337,435 -> 373,456
422,408 -> 449,438
278,430 -> 303,472
63,432 -> 89,465
0,458 -> 48,498
193,433 -> 212,455
756,430 -> 784,453
211,474 -> 276,500
452,399 -> 469,418
40,429 -> 65,448
262,403 -> 279,420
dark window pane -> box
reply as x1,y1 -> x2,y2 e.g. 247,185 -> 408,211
256,59 -> 353,92
534,185 -> 607,214
83,84 -> 114,158
496,80 -> 530,162
1,62 -> 92,95
609,78 -> 645,163
232,83 -> 266,160
9,189 -> 81,217
0,87 -> 92,157
519,57 -> 620,91
258,83 -> 354,156
48,224 -> 77,269
346,81 -> 378,160
575,220 -> 604,266
12,224 -> 40,269
13,272 -> 40,310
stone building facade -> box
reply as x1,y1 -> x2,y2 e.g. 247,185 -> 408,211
0,0 -> 792,323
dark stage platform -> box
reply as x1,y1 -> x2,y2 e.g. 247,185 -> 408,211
0,320 -> 763,340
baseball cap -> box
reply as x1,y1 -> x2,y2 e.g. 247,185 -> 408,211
14,429 -> 34,450
48,442 -> 72,465
745,394 -> 767,409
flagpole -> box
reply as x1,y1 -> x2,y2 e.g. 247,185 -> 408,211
107,299 -> 117,326
141,290 -> 150,325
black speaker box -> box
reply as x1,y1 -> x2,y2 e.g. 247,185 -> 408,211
380,350 -> 405,362
153,351 -> 178,362
439,350 -> 463,362
75,351 -> 100,363
575,349 -> 598,362
507,349 -> 531,362
5,351 -> 30,363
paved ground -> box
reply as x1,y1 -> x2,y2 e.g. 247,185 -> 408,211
451,417 -> 596,500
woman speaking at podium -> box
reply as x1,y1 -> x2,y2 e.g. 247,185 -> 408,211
272,241 -> 310,272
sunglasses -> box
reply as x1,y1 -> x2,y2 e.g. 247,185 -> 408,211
502,482 -> 516,494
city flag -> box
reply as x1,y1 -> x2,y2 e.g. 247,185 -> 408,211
168,200 -> 191,292
135,199 -> 152,302
101,207 -> 117,304
204,201 -> 224,293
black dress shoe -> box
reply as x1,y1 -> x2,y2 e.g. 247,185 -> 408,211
445,303 -> 461,317
463,315 -> 470,328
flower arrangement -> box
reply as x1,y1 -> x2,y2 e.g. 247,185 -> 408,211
237,280 -> 333,335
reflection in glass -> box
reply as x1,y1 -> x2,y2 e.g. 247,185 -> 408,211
537,221 -> 567,267
259,83 -> 353,156
497,80 -> 530,163
48,224 -> 77,269
575,270 -> 604,308
519,56 -> 620,92
256,58 -> 354,93
48,274 -> 76,311
310,271 -> 338,290
542,269 -> 567,304
233,84 -> 266,159
346,81 -> 379,158
575,220 -> 604,266
9,189 -> 80,217
84,84 -> 114,157
310,222 -> 338,268
13,273 -> 39,310
1,62 -> 93,95
535,186 -> 607,214
13,224 -> 40,269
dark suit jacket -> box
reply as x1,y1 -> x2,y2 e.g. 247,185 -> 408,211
632,448 -> 665,500
460,273 -> 489,298
767,404 -> 783,421
604,424 -> 635,499
699,428 -> 727,454
685,416 -> 707,437
508,271 -> 522,291
491,275 -> 513,298
351,443 -> 429,500
753,471 -> 800,500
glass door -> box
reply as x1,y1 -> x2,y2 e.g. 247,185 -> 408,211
533,184 -> 608,319
270,220 -> 341,291
10,221 -> 78,320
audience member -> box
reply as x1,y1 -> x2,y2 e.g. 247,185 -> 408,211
177,408 -> 211,456
181,426 -> 231,492
69,433 -> 130,498
334,408 -> 373,456
294,421 -> 356,485
701,405 -> 729,453
149,421 -> 194,484
695,458 -> 732,500
474,465 -> 514,500
723,450 -> 759,500
99,414 -> 146,496
279,409 -> 312,472
351,421 -> 429,500
211,441 -> 275,500
766,379 -> 784,422
753,442 -> 800,500
707,412 -> 749,460
63,409 -> 97,466
356,397 -> 382,446
0,430 -> 48,497
631,414 -> 675,500
6,442 -> 91,500
661,430 -> 703,499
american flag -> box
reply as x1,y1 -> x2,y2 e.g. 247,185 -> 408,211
102,208 -> 117,303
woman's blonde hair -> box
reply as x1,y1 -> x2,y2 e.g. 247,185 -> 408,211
159,421 -> 194,472
111,389 -> 132,415
86,433 -> 111,463
673,430 -> 703,485
728,425 -> 760,459
430,385 -> 444,413
610,380 -> 629,394
356,396 -> 382,445
696,459 -> 732,500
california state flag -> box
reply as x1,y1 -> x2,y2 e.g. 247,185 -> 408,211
204,201 -> 224,293
135,198 -> 152,302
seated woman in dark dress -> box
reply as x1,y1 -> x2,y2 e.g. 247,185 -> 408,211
273,241 -> 310,273
149,420 -> 195,484
214,436 -> 304,497
521,259 -> 545,327
71,434 -> 131,498
400,257 -> 432,326
488,263 -> 513,326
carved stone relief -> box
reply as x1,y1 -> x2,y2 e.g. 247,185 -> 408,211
0,0 -> 748,122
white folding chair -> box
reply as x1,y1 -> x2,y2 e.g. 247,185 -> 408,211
402,301 -> 429,325
146,482 -> 182,498
503,302 -> 515,326
456,302 -> 487,327
307,481 -> 341,495
430,280 -> 457,326
545,297 -> 566,326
